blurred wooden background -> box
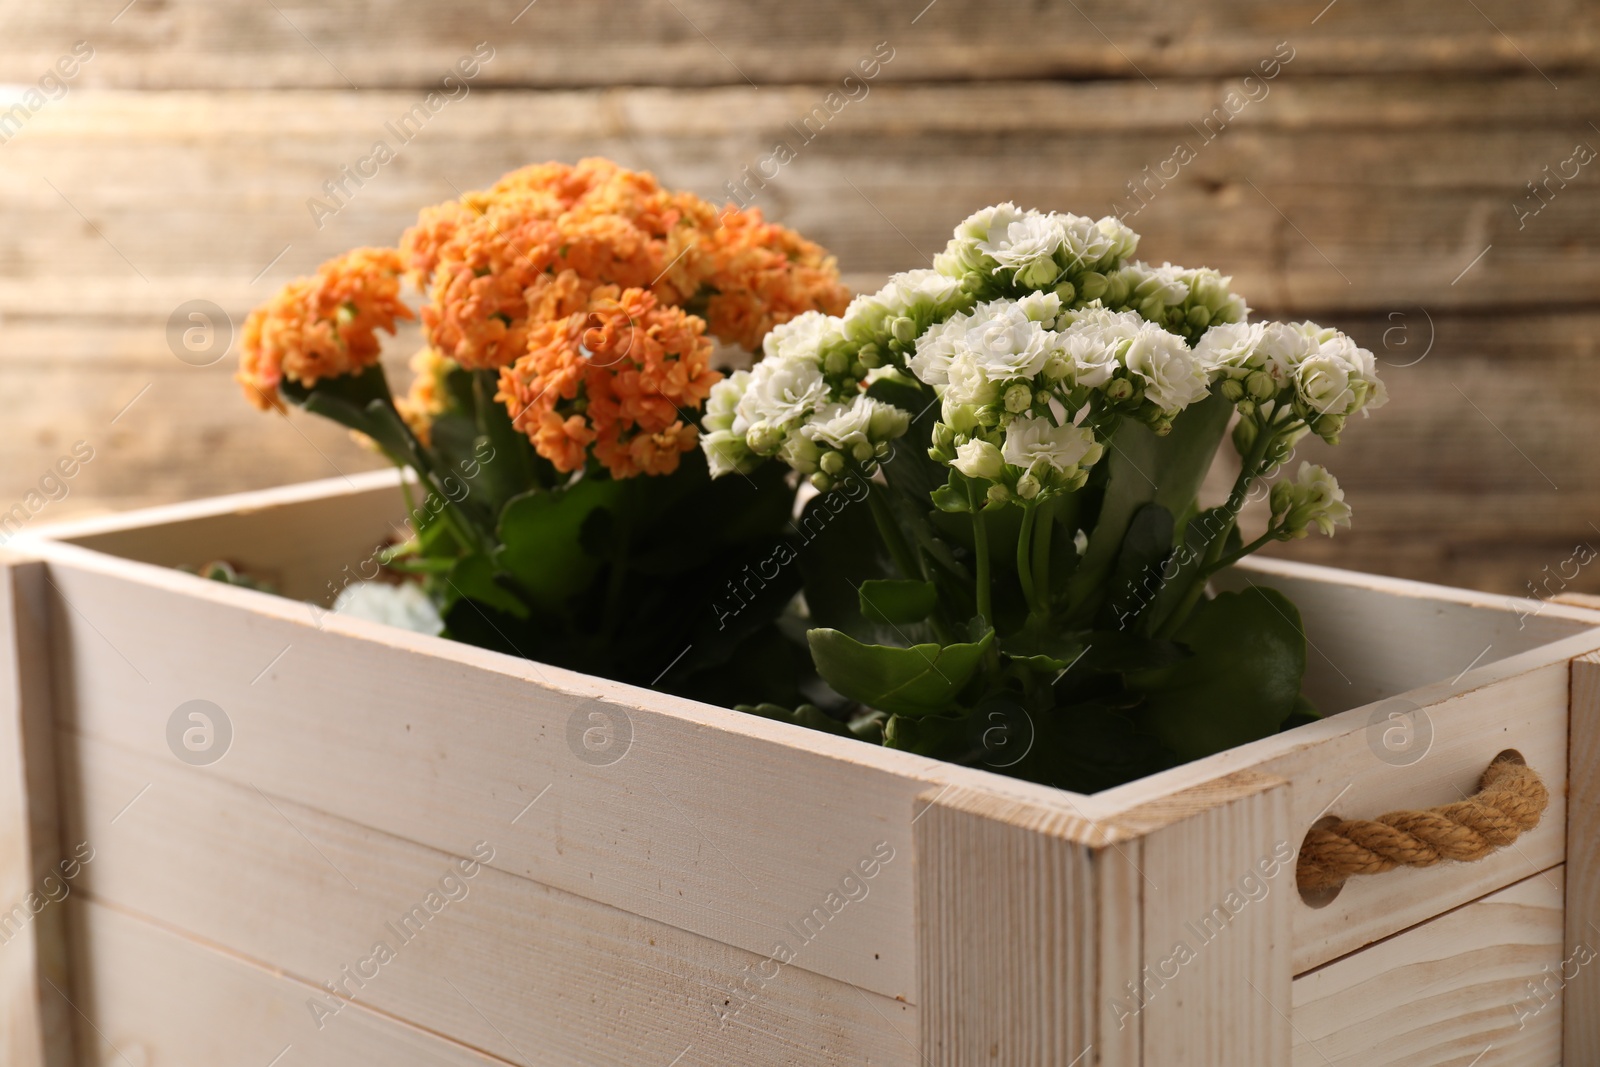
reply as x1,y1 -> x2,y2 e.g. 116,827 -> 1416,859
1,0 -> 1597,596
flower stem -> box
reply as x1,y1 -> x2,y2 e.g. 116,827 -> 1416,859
1154,426 -> 1275,638
867,482 -> 920,580
966,482 -> 992,627
1032,506 -> 1053,619
1017,504 -> 1040,617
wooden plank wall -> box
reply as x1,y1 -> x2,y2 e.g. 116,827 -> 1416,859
1,1 -> 1597,595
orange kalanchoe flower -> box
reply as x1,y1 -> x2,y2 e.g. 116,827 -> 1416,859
497,287 -> 722,479
237,248 -> 413,412
702,207 -> 851,352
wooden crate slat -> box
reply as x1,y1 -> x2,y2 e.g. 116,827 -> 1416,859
1565,653 -> 1600,1065
34,545 -> 1109,1002
913,786 -> 1130,1066
0,555 -> 73,1067
0,1 -> 1593,89
1290,870 -> 1565,1066
66,898 -> 520,1066
1123,771 -> 1294,1065
60,728 -> 917,1065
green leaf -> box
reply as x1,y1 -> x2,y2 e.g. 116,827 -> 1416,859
858,579 -> 938,625
443,552 -> 529,620
1127,587 -> 1307,762
808,628 -> 995,717
1068,393 -> 1232,617
1104,502 -> 1174,629
493,480 -> 622,612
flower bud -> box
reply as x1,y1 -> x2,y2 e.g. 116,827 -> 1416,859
840,378 -> 858,393
851,441 -> 875,463
1232,417 -> 1259,456
1270,479 -> 1294,517
1235,399 -> 1256,418
1016,474 -> 1042,500
1019,259 -> 1059,290
1053,280 -> 1077,304
1187,305 -> 1212,329
810,472 -> 833,492
987,483 -> 1012,505
1314,413 -> 1345,441
857,343 -> 882,369
1219,378 -> 1246,402
819,450 -> 846,475
1078,272 -> 1108,301
1149,416 -> 1173,436
850,361 -> 868,379
746,421 -> 783,455
1003,383 -> 1033,413
1246,370 -> 1277,401
951,438 -> 1005,480
891,316 -> 918,344
1105,377 -> 1135,402
823,350 -> 850,375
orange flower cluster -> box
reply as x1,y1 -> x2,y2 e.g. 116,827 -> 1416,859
496,287 -> 720,479
399,158 -> 848,370
239,158 -> 849,479
701,208 -> 851,352
237,248 -> 413,412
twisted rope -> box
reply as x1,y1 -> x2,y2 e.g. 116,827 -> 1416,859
1295,754 -> 1548,894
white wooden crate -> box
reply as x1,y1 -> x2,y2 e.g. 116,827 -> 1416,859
2,469 -> 1597,1066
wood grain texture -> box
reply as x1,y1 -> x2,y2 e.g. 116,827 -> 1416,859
2,72 -> 1598,594
1123,772 -> 1294,1066
60,728 -> 917,1066
1,0 -> 1595,89
913,785 -> 1131,1066
66,898 -> 519,1066
0,556 -> 73,1067
1565,653 -> 1600,1065
1290,870 -> 1566,1067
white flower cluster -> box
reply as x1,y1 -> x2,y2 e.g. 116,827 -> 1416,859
934,202 -> 1139,297
1197,320 -> 1387,442
839,268 -> 975,370
1270,462 -> 1352,538
1097,262 -> 1251,341
701,311 -> 912,484
702,203 -> 1382,532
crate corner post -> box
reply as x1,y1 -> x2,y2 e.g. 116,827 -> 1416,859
0,553 -> 75,1067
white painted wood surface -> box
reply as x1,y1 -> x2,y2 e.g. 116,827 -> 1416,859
1291,871 -> 1566,1067
914,786 -> 1139,1067
61,727 -> 917,1066
1564,651 -> 1600,1065
12,473 -> 1600,1062
67,899 -> 519,1066
0,556 -> 73,1067
1127,771 -> 1293,1066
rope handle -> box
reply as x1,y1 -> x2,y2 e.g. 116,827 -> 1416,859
1295,752 -> 1549,895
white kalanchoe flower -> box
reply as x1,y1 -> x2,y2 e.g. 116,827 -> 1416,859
734,351 -> 828,451
1194,321 -> 1265,379
1270,462 -> 1353,538
1002,416 -> 1103,476
907,313 -> 967,387
951,437 -> 1005,480
803,396 -> 910,457
1292,323 -> 1388,420
980,211 -> 1065,289
961,301 -> 1062,383
701,369 -> 757,477
1057,306 -> 1145,389
1122,324 -> 1210,416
